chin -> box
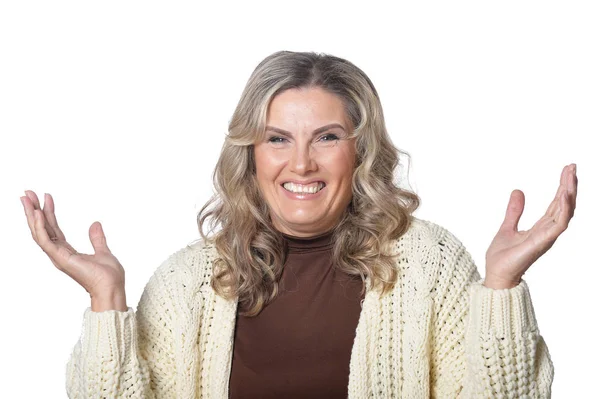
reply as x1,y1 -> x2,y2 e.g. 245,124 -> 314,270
277,214 -> 325,228
285,217 -> 323,227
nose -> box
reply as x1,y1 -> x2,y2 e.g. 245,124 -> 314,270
289,142 -> 317,175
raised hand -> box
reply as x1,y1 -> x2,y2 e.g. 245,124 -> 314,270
483,163 -> 578,289
21,190 -> 127,311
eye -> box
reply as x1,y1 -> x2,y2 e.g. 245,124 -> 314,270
267,136 -> 287,144
319,133 -> 339,142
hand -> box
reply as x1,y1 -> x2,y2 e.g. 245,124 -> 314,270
484,164 -> 578,289
21,190 -> 127,308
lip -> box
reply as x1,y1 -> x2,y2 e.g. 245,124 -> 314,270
280,179 -> 326,185
280,183 -> 326,200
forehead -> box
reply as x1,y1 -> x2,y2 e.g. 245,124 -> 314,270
266,87 -> 348,127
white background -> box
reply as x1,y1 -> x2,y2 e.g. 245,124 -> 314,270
1,1 -> 597,397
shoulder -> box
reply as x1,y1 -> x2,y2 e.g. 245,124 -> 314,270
146,239 -> 218,291
135,240 -> 219,323
393,216 -> 466,252
390,216 -> 476,279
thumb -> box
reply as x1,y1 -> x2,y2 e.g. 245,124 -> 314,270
89,221 -> 111,254
500,189 -> 525,233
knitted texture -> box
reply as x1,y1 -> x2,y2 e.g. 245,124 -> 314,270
65,217 -> 554,398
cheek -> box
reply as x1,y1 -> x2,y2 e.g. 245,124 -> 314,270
254,148 -> 282,185
325,150 -> 355,182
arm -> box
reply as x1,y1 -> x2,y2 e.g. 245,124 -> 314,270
65,253 -> 180,398
428,227 -> 554,398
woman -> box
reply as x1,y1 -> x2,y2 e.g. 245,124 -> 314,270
21,51 -> 576,398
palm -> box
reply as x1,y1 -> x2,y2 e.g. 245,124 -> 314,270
485,164 -> 578,287
67,251 -> 125,295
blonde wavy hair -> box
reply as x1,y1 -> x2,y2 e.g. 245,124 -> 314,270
197,50 -> 421,316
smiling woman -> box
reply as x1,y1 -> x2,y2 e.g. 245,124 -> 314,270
199,52 -> 420,319
35,50 -> 560,398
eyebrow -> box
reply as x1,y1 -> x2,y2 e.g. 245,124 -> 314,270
265,123 -> 346,137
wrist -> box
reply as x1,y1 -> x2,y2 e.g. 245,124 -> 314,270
90,291 -> 127,312
483,276 -> 521,290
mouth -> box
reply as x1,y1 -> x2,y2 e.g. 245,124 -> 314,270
281,181 -> 326,194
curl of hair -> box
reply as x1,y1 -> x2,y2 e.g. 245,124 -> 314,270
196,51 -> 421,317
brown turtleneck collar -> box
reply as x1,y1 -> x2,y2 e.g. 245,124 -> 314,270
280,229 -> 335,253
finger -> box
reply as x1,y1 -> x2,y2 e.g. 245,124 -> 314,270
21,196 -> 37,243
556,191 -> 571,230
568,166 -> 578,217
560,165 -> 577,221
24,191 -> 59,242
25,190 -> 42,210
501,189 -> 525,233
567,164 -> 577,191
89,221 -> 111,254
33,209 -> 60,258
545,165 -> 569,219
34,209 -> 81,271
572,171 -> 578,212
42,193 -> 66,241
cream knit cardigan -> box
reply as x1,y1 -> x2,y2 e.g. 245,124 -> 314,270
66,218 -> 554,398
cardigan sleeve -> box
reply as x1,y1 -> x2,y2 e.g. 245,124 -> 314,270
427,225 -> 554,398
65,252 -> 181,398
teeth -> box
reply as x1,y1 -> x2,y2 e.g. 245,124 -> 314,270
283,182 -> 325,194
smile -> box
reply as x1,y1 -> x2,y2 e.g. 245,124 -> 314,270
280,182 -> 327,200
282,182 -> 326,194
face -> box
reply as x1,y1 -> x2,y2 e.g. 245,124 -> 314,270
253,86 -> 356,237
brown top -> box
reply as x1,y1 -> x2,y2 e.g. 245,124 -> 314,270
228,230 -> 365,398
